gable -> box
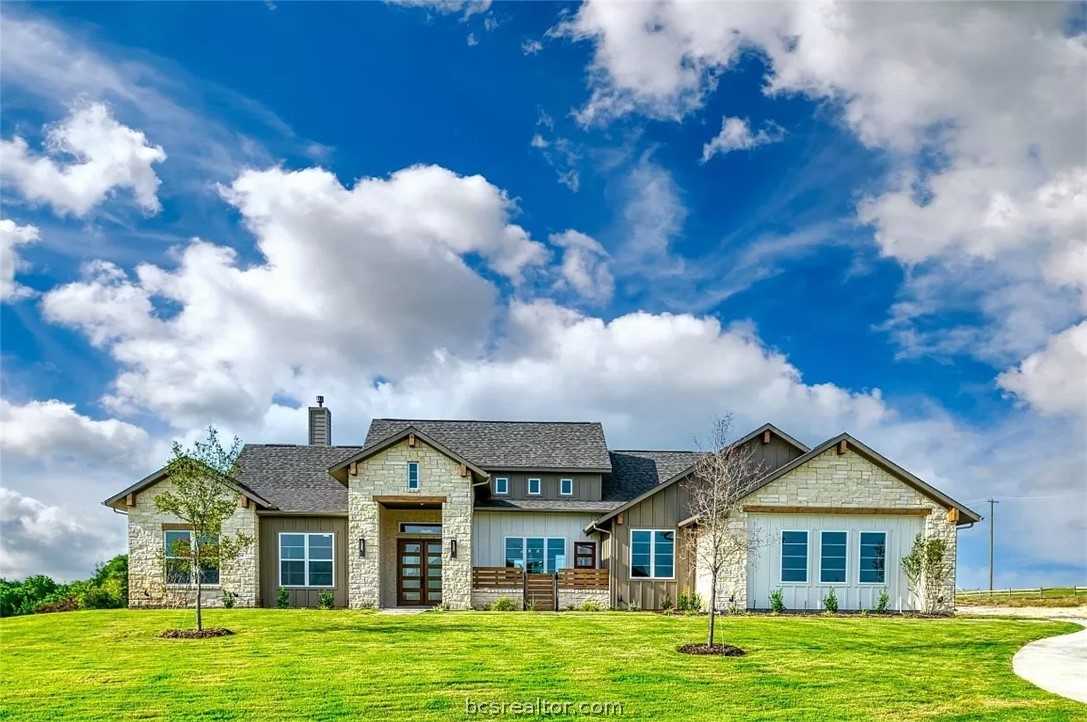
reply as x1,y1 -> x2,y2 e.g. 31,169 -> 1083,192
102,464 -> 271,511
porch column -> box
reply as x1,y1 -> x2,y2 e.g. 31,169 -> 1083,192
441,499 -> 473,609
348,498 -> 381,608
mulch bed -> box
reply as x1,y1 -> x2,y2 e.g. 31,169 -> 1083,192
158,628 -> 235,639
677,643 -> 746,656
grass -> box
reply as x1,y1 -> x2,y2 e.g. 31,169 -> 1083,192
1,610 -> 1083,720
957,588 -> 1087,608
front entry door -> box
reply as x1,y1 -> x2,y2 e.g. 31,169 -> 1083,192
397,539 -> 442,606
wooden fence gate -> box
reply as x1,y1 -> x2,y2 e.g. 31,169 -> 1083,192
525,573 -> 557,611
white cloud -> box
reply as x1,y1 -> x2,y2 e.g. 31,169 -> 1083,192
700,116 -> 785,162
616,155 -> 687,274
997,321 -> 1087,416
0,398 -> 150,467
466,33 -> 478,47
522,39 -> 543,56
386,0 -> 491,17
0,102 -> 166,217
0,219 -> 40,302
550,230 -> 614,303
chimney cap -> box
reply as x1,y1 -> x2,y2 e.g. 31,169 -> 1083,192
316,395 -> 324,407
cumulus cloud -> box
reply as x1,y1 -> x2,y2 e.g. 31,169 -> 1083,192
0,219 -> 40,302
700,116 -> 785,162
0,398 -> 151,467
997,321 -> 1087,416
522,39 -> 543,56
0,102 -> 166,217
386,0 -> 491,17
550,230 -> 614,303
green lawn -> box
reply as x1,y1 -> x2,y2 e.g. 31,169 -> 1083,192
1,610 -> 1082,721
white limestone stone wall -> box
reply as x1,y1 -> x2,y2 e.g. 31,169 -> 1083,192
471,588 -> 522,610
348,438 -> 475,609
558,588 -> 610,610
127,476 -> 259,608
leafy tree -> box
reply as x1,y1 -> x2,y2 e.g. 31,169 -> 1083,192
153,427 -> 253,631
901,533 -> 952,613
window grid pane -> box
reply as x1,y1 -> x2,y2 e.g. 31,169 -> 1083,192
280,533 -> 335,587
505,538 -> 524,568
859,532 -> 887,584
781,531 -> 808,583
820,531 -> 847,583
407,462 -> 419,489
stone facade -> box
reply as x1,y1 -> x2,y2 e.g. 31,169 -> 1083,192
695,446 -> 957,612
348,438 -> 475,609
558,588 -> 610,610
471,588 -> 523,610
127,476 -> 259,608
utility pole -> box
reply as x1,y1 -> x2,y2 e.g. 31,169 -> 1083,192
988,498 -> 999,595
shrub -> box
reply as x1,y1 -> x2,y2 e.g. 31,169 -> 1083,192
822,588 -> 839,614
221,591 -> 236,609
875,589 -> 890,614
432,600 -> 451,611
676,591 -> 689,612
318,590 -> 334,610
489,596 -> 520,611
276,587 -> 290,609
33,597 -> 80,614
358,600 -> 375,610
579,600 -> 603,612
660,594 -> 674,612
727,602 -> 741,615
628,599 -> 641,612
684,592 -> 703,615
769,588 -> 785,614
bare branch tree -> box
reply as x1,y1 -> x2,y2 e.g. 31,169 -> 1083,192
682,414 -> 766,647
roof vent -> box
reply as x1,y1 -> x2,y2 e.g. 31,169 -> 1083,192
308,396 -> 331,446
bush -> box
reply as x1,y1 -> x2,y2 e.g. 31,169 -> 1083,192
875,588 -> 890,614
579,600 -> 603,612
769,588 -> 785,614
221,591 -> 236,609
822,588 -> 839,614
34,597 -> 80,614
0,555 -> 128,618
660,594 -> 674,612
683,592 -> 703,615
676,592 -> 689,612
628,599 -> 641,611
276,587 -> 290,609
318,590 -> 334,610
489,596 -> 520,611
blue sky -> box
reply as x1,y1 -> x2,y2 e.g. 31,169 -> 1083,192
1,2 -> 1084,587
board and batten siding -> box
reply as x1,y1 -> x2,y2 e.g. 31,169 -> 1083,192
746,512 -> 924,611
259,515 -> 348,608
472,511 -> 601,568
485,472 -> 602,501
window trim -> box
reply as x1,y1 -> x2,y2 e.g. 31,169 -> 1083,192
494,477 -> 509,495
527,477 -> 542,496
163,529 -> 220,587
407,461 -> 420,491
857,530 -> 889,586
780,529 -> 810,585
559,478 -> 574,496
629,528 -> 676,581
819,530 -> 849,585
278,531 -> 336,589
503,536 -> 567,572
573,541 -> 597,569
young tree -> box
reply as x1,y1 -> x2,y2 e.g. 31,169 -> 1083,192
682,415 -> 766,647
154,427 -> 252,631
901,533 -> 952,613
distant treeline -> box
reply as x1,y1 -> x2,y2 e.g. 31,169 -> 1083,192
0,555 -> 128,617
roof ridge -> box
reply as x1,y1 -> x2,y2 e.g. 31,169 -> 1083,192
243,443 -> 364,449
610,448 -> 700,453
373,418 -> 604,425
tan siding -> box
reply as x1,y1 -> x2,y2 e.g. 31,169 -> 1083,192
471,511 -> 600,568
259,516 -> 348,608
748,434 -> 806,472
487,471 -> 602,501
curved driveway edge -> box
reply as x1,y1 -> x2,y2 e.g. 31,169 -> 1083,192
1011,618 -> 1087,704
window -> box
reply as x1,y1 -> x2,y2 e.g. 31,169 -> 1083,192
859,532 -> 887,584
559,478 -> 574,496
400,523 -> 441,535
407,462 -> 419,490
279,533 -> 334,587
630,529 -> 675,579
494,477 -> 509,495
781,530 -> 809,583
504,537 -> 566,572
527,478 -> 541,495
574,541 -> 596,569
163,530 -> 219,585
820,531 -> 847,583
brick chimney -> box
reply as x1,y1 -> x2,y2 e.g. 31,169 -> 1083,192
308,395 -> 331,446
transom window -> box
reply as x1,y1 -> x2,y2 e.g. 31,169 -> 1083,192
505,537 -> 565,572
527,478 -> 541,495
859,532 -> 887,584
407,462 -> 420,490
163,530 -> 219,585
820,531 -> 847,583
400,523 -> 442,535
559,478 -> 574,496
280,533 -> 334,587
494,477 -> 509,495
630,529 -> 674,579
781,530 -> 809,583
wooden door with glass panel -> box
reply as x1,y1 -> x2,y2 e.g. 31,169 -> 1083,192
397,539 -> 442,606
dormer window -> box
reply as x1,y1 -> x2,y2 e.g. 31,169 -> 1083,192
560,478 -> 574,496
495,477 -> 509,495
527,478 -> 541,496
407,462 -> 419,490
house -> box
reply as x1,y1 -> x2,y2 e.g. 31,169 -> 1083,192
103,399 -> 981,613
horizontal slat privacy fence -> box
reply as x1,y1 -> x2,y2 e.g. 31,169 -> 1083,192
472,566 -> 523,589
558,568 -> 609,590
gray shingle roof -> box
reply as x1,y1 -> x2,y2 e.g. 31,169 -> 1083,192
237,444 -> 361,513
474,499 -> 624,513
601,450 -> 702,502
364,419 -> 612,471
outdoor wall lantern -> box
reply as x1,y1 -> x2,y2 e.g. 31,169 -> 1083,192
450,539 -> 458,558
358,538 -> 366,558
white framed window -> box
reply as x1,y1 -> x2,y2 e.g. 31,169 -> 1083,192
858,531 -> 888,584
559,478 -> 574,496
781,530 -> 809,584
494,477 -> 509,495
407,461 -> 419,490
527,477 -> 541,495
279,532 -> 335,587
630,529 -> 675,579
504,537 -> 566,572
163,530 -> 219,586
820,530 -> 848,584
